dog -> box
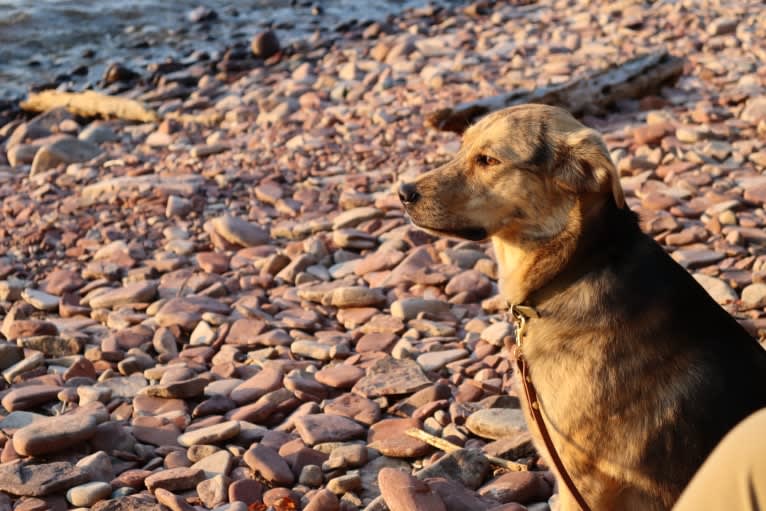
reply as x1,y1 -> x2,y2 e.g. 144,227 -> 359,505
398,104 -> 766,510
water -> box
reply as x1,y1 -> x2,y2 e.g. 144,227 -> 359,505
0,0 -> 453,100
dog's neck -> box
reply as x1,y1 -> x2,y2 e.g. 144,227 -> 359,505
492,195 -> 613,307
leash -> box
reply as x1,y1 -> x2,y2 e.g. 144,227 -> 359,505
508,304 -> 593,511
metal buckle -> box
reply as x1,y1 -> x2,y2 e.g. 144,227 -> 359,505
508,303 -> 539,347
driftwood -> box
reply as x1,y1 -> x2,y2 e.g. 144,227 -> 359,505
20,90 -> 159,123
426,50 -> 684,133
405,427 -> 528,471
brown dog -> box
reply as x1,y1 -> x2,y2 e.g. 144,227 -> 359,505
399,104 -> 766,510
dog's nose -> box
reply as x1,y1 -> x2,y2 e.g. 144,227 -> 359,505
398,182 -> 420,205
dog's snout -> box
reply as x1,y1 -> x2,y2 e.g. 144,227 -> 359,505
398,182 -> 420,205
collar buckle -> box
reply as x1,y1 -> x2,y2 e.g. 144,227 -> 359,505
508,303 -> 539,347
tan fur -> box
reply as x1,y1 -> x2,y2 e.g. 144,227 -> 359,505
399,104 -> 766,511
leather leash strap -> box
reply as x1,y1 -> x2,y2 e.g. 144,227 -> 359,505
509,304 -> 593,511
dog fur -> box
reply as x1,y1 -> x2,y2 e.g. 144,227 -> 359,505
399,104 -> 766,510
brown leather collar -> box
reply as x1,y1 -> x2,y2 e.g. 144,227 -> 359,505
508,304 -> 592,511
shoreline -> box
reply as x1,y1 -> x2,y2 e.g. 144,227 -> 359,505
0,1 -> 766,510
0,0 -> 460,102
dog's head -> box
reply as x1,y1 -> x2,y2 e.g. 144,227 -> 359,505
399,104 -> 624,242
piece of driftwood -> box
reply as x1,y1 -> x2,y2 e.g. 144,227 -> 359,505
405,427 -> 528,471
426,50 -> 684,133
20,90 -> 159,123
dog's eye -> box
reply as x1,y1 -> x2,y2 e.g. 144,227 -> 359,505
475,154 -> 500,167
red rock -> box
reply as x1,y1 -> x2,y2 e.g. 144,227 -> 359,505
324,392 -> 382,426
478,471 -> 553,504
293,414 -> 366,446
1,385 -> 62,412
228,479 -> 263,505
196,252 -> 230,274
315,365 -> 365,389
378,468 -> 446,511
305,489 -> 340,511
230,366 -> 283,405
243,445 -> 294,485
368,418 -> 431,458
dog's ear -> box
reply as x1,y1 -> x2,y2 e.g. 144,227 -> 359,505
558,128 -> 625,208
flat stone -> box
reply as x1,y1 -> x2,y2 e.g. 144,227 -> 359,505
315,365 -> 365,389
2,385 -> 62,411
143,376 -> 207,399
332,207 -> 383,230
13,410 -> 102,456
353,357 -> 432,398
91,494 -> 164,511
211,215 -> 269,247
478,471 -> 553,505
324,393 -> 382,425
466,408 -> 527,440
18,335 -> 79,357
244,444 -> 294,485
228,479 -> 264,506
391,298 -> 450,320
31,137 -> 101,175
191,450 -> 234,479
480,322 -> 513,347
417,348 -> 469,372
368,418 -> 431,458
145,467 -> 205,492
294,414 -> 366,445
415,448 -> 491,490
230,367 -> 283,405
88,281 -> 158,309
155,297 -> 230,330
379,468 -> 446,511
66,481 -> 112,507
327,286 -> 386,308
82,174 -> 203,203
178,420 -> 240,447
154,488 -> 196,511
305,489 -> 340,511
21,288 -> 59,311
0,460 -> 89,497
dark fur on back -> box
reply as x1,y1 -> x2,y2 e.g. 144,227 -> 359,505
526,197 -> 766,507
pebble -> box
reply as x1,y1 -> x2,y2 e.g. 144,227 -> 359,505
244,444 -> 294,485
379,468 -> 446,511
177,420 -> 240,447
466,408 -> 528,441
66,482 -> 112,507
13,409 -> 103,456
294,414 -> 367,445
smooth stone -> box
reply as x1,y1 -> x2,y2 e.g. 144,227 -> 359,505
14,410 -> 102,456
378,468 -> 446,511
243,444 -> 294,485
211,215 -> 269,247
145,467 -> 205,492
293,414 -> 366,445
466,408 -> 527,441
88,281 -> 158,309
417,348 -> 469,372
178,420 -> 240,447
368,418 -> 430,458
66,482 -> 112,507
353,357 -> 432,398
0,460 -> 89,497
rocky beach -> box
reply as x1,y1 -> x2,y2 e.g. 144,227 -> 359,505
0,0 -> 765,510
